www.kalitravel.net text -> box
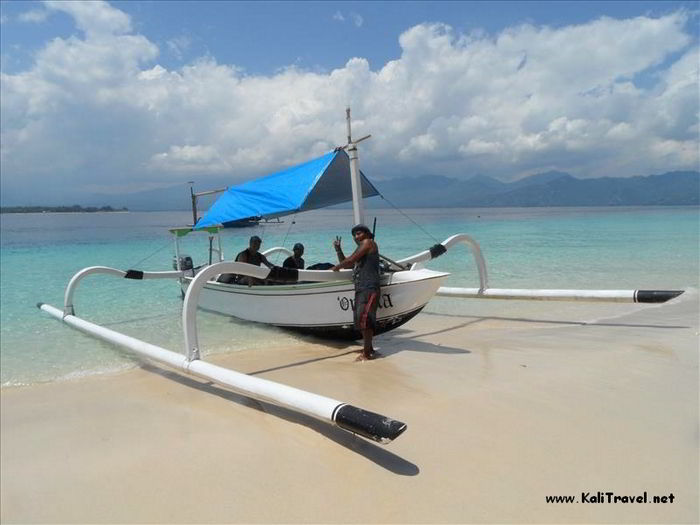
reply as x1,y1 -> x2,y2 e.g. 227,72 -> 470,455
546,492 -> 676,504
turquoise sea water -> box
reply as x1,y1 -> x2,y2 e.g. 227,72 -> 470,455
1,206 -> 698,386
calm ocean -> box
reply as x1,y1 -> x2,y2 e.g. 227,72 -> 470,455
1,206 -> 698,386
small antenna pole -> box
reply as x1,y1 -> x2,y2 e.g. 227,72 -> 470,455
189,182 -> 197,227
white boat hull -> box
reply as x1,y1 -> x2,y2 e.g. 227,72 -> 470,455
181,268 -> 449,338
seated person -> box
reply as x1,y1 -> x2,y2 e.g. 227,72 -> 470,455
218,235 -> 273,286
307,262 -> 334,270
282,243 -> 305,270
236,235 -> 274,285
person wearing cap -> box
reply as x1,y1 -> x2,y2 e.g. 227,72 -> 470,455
235,235 -> 273,286
283,243 -> 305,270
332,224 -> 381,361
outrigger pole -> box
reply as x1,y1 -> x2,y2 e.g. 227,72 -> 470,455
37,263 -> 407,444
400,233 -> 684,303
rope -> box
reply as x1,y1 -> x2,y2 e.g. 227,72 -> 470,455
279,212 -> 297,256
379,195 -> 441,244
129,240 -> 172,269
261,213 -> 297,265
256,220 -> 266,244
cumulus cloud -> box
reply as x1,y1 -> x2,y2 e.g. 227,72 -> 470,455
44,0 -> 131,37
0,1 -> 698,204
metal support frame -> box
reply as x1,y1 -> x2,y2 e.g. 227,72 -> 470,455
39,262 -> 404,444
62,266 -> 184,316
396,234 -> 489,292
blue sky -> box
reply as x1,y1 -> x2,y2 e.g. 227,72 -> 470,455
3,1 -> 695,75
1,1 -> 698,205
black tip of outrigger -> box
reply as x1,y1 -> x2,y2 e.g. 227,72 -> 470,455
635,290 -> 684,303
36,302 -> 44,309
333,404 -> 407,443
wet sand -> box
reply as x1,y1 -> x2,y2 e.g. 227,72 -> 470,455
2,291 -> 698,523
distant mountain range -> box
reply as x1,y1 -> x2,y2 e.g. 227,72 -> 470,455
82,170 -> 698,211
371,170 -> 699,208
1,205 -> 127,214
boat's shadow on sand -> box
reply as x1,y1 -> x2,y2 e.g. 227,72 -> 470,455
138,362 -> 420,476
292,330 -> 472,357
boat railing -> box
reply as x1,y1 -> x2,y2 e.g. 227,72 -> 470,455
61,266 -> 185,316
396,233 -> 489,292
262,246 -> 293,260
379,253 -> 409,272
260,235 -> 488,289
182,261 -> 352,360
395,234 -> 683,303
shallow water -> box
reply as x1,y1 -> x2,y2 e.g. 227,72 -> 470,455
1,206 -> 698,385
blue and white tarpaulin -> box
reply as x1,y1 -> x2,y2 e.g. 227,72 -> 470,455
195,150 -> 380,229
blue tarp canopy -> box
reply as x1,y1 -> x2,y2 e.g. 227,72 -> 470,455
195,150 -> 380,229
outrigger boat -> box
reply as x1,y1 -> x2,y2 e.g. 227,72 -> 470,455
38,108 -> 684,444
173,142 -> 453,339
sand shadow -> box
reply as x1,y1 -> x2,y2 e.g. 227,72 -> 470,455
247,322 -> 474,363
420,311 -> 690,330
247,350 -> 359,375
247,337 -> 469,367
377,337 -> 471,357
370,317 -> 483,356
220,314 -> 363,350
288,331 -> 361,350
101,313 -> 172,327
138,362 -> 419,476
391,316 -> 490,340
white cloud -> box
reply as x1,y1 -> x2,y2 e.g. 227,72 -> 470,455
44,0 -> 132,37
333,10 -> 363,28
166,35 -> 192,61
18,9 -> 50,23
0,2 -> 698,204
149,144 -> 229,172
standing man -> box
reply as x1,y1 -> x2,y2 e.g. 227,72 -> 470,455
332,224 -> 380,361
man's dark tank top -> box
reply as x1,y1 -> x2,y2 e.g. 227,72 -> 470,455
353,249 -> 380,291
237,248 -> 263,266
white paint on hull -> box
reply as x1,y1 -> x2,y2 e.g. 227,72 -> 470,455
182,268 -> 449,328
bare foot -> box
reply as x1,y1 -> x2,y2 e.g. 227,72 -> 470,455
355,350 -> 381,361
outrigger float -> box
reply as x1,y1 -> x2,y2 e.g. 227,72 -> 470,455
38,109 -> 684,444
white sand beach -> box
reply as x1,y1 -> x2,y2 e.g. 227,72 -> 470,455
2,291 -> 698,524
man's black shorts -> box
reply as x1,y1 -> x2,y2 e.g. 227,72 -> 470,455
354,288 -> 379,331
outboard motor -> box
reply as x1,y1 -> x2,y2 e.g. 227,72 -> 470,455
173,255 -> 193,271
